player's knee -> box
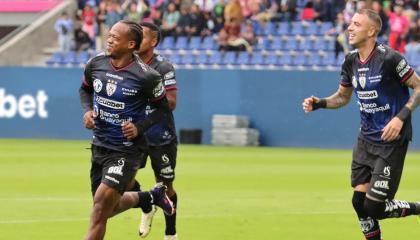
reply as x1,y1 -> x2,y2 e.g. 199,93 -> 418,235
364,198 -> 386,220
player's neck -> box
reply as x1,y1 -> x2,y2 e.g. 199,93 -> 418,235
139,50 -> 155,65
357,40 -> 376,62
111,54 -> 134,69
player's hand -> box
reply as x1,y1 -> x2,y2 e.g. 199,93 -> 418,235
381,117 -> 403,142
83,110 -> 96,129
122,121 -> 139,140
302,96 -> 320,113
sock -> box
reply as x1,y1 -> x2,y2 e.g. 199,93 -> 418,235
165,193 -> 177,235
384,199 -> 419,218
137,191 -> 153,213
352,191 -> 381,240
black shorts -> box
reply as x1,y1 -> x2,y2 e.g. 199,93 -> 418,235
138,141 -> 177,182
351,137 -> 408,201
90,145 -> 140,196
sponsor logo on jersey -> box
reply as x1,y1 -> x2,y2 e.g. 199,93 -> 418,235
357,90 -> 378,99
358,73 -> 366,89
357,67 -> 369,72
396,59 -> 407,72
93,79 -> 102,93
358,102 -> 390,114
105,175 -> 120,184
122,88 -> 137,96
96,96 -> 125,109
368,75 -> 382,83
398,65 -> 411,78
106,80 -> 117,96
374,180 -> 389,190
352,76 -> 358,88
105,72 -> 123,80
153,82 -> 165,98
383,166 -> 391,177
165,79 -> 176,86
371,188 -> 387,196
164,71 -> 175,80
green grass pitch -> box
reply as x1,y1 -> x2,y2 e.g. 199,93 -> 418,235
0,139 -> 420,239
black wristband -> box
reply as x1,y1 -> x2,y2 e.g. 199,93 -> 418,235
396,106 -> 411,121
312,99 -> 327,110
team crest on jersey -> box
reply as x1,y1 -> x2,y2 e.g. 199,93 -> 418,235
352,76 -> 357,88
153,82 -> 165,98
93,79 -> 103,93
106,80 -> 117,96
358,73 -> 366,89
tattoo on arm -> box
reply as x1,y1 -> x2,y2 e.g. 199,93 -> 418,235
325,86 -> 353,109
404,73 -> 420,112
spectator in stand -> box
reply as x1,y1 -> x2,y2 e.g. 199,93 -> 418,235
218,19 -> 251,52
405,17 -> 420,64
188,4 -> 207,36
82,3 -> 96,41
106,1 -> 123,30
74,23 -> 91,52
212,0 -> 225,32
313,0 -> 333,22
388,0 -> 410,53
151,8 -> 163,26
327,11 -> 349,58
343,0 -> 355,23
96,1 -> 108,51
195,0 -> 216,13
54,11 -> 73,54
176,6 -> 192,36
241,20 -> 257,46
371,0 -> 389,38
122,0 -> 142,22
224,0 -> 244,25
162,2 -> 181,37
279,0 -> 298,21
301,1 -> 314,21
356,0 -> 367,10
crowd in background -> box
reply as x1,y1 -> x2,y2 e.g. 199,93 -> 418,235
54,0 -> 420,61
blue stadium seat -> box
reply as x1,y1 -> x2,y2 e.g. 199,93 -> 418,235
182,52 -> 195,65
65,51 -> 78,65
319,22 -> 333,35
175,36 -> 188,49
269,37 -> 283,50
263,52 -> 278,65
284,38 -> 298,50
277,22 -> 289,36
236,52 -> 250,65
250,52 -> 264,65
201,36 -> 217,50
336,52 -> 345,66
77,51 -> 90,64
291,22 -> 304,35
304,22 -> 318,35
264,22 -> 277,36
208,51 -> 222,65
278,52 -> 292,65
169,53 -> 182,64
299,38 -> 312,50
321,52 -> 336,66
195,52 -> 208,64
292,52 -> 307,66
162,36 -> 175,50
222,51 -> 237,65
188,36 -> 201,50
255,36 -> 270,51
306,52 -> 321,66
46,52 -> 65,65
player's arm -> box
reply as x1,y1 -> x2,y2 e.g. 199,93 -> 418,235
166,90 -> 177,110
79,60 -> 96,129
303,85 -> 353,112
161,64 -> 177,110
403,72 -> 420,112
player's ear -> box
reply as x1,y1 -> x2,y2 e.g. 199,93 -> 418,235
128,40 -> 136,50
368,25 -> 376,38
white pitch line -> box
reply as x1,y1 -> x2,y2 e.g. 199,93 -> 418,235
0,217 -> 88,224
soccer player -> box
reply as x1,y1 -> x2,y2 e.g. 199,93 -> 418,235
135,22 -> 179,240
302,9 -> 420,240
79,20 -> 175,240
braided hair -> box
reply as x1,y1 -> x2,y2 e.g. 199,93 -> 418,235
139,22 -> 162,47
119,20 -> 143,49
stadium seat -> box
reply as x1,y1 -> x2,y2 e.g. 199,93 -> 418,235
321,52 -> 336,66
161,36 -> 175,50
65,51 -> 78,65
208,51 -> 222,65
222,51 -> 237,65
250,52 -> 264,65
201,36 -> 217,50
169,53 -> 182,64
263,52 -> 278,65
304,22 -> 318,35
291,22 -> 304,35
277,22 -> 289,36
195,52 -> 208,64
77,51 -> 90,64
264,22 -> 277,36
182,52 -> 195,65
255,36 -> 270,51
175,36 -> 188,49
45,52 -> 64,65
284,38 -> 298,50
188,36 -> 201,50
292,52 -> 307,66
278,52 -> 292,65
319,22 -> 333,35
306,52 -> 321,66
269,37 -> 283,50
299,38 -> 312,50
236,52 -> 250,65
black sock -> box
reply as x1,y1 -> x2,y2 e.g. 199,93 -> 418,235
137,191 -> 153,213
352,191 -> 381,240
165,193 -> 177,235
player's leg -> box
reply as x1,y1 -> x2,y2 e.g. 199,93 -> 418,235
364,142 -> 420,220
351,139 -> 382,240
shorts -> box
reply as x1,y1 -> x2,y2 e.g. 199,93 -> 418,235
351,137 -> 408,201
138,141 -> 177,182
90,145 -> 140,196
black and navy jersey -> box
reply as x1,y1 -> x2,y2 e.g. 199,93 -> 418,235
81,53 -> 166,152
340,43 -> 415,144
142,54 -> 177,146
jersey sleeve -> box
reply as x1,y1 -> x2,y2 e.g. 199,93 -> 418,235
387,51 -> 414,84
144,70 -> 166,102
159,62 -> 177,91
81,58 -> 94,92
339,55 -> 353,88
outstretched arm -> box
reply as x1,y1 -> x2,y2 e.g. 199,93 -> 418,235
302,85 -> 353,113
